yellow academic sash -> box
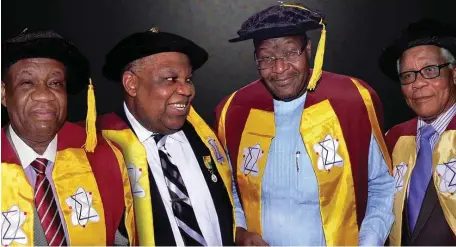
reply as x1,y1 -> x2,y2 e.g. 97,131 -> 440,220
234,100 -> 358,246
217,78 -> 390,246
1,149 -> 106,246
389,130 -> 456,245
102,106 -> 235,245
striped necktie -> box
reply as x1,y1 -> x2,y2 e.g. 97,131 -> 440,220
30,158 -> 67,246
153,134 -> 207,246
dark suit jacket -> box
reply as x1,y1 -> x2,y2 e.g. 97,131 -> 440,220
116,108 -> 234,246
401,178 -> 456,246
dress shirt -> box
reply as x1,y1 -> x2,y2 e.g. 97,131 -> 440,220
124,103 -> 223,246
233,93 -> 395,246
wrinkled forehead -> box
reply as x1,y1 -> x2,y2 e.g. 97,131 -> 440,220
400,45 -> 447,65
5,58 -> 66,79
254,35 -> 307,50
135,52 -> 193,76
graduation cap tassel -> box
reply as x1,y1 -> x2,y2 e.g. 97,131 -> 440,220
84,78 -> 97,152
307,20 -> 326,91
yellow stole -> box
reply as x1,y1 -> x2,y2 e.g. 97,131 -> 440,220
389,130 -> 456,245
218,78 -> 389,246
2,149 -> 107,246
102,107 -> 234,245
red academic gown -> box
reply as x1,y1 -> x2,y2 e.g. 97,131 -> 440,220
214,70 -> 392,246
1,122 -> 137,246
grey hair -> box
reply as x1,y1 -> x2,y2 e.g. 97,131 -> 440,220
396,47 -> 455,73
122,58 -> 145,75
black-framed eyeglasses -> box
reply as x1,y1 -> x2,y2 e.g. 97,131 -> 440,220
398,63 -> 452,85
254,45 -> 306,70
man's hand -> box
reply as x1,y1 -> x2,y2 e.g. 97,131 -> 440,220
235,227 -> 269,246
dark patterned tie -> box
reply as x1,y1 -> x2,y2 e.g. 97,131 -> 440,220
153,134 -> 207,246
31,158 -> 67,246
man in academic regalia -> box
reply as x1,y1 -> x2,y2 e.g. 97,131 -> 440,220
214,3 -> 395,246
1,30 -> 137,246
97,28 -> 235,246
379,19 -> 456,246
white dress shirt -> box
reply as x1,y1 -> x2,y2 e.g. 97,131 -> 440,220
9,125 -> 57,168
8,125 -> 74,241
123,103 -> 223,246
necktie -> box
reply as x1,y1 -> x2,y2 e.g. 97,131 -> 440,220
31,158 -> 67,246
153,134 -> 207,246
408,125 -> 436,231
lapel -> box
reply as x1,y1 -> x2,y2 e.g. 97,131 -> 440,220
411,178 -> 439,242
402,201 -> 412,244
181,122 -> 234,245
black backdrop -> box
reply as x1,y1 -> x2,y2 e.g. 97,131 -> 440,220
2,0 -> 456,130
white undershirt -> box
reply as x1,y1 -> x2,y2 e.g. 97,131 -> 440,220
123,103 -> 222,246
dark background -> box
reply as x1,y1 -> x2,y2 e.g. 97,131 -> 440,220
2,0 -> 456,130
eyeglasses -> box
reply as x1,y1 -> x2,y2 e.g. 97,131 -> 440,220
398,63 -> 452,85
254,45 -> 306,70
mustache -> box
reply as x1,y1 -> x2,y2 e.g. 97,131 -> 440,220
269,71 -> 299,81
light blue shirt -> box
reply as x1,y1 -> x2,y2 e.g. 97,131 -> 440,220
232,92 -> 395,246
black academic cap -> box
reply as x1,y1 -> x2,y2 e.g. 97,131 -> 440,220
2,30 -> 90,94
2,30 -> 98,151
103,28 -> 209,82
379,18 -> 456,82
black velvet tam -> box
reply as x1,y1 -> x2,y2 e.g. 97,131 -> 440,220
379,18 -> 456,81
2,30 -> 90,94
103,29 -> 208,82
229,3 -> 325,43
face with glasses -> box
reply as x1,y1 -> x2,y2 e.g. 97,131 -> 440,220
255,36 -> 311,101
399,45 -> 456,121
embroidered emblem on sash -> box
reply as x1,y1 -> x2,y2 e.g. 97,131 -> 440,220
435,158 -> 456,194
127,164 -> 145,198
66,187 -> 100,227
313,134 -> 343,171
1,205 -> 27,245
208,138 -> 225,163
393,162 -> 408,193
240,144 -> 263,176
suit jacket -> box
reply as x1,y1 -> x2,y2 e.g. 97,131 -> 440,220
401,178 -> 456,246
114,107 -> 234,246
386,116 -> 456,246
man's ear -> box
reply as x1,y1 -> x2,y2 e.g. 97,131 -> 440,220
451,64 -> 456,85
1,82 -> 7,107
305,40 -> 312,58
122,71 -> 138,97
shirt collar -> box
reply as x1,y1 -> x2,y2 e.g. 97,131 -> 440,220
417,102 -> 456,135
273,92 -> 307,115
9,125 -> 57,169
123,102 -> 185,143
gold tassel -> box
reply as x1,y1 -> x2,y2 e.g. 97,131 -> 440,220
307,20 -> 326,91
84,78 -> 97,152
280,4 -> 327,91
